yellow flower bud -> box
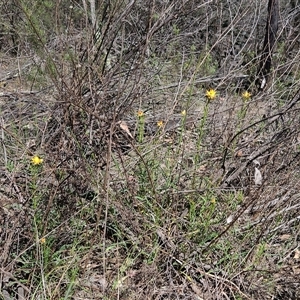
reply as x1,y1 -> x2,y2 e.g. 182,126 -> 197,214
242,91 -> 251,100
31,156 -> 43,165
137,110 -> 144,117
157,120 -> 164,128
205,89 -> 217,100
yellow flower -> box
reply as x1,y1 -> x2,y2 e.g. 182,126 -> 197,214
242,91 -> 251,100
137,110 -> 144,117
181,110 -> 186,117
205,89 -> 217,100
40,237 -> 46,244
157,120 -> 164,128
31,156 -> 43,165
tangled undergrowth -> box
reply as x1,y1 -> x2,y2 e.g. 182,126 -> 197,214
1,0 -> 300,299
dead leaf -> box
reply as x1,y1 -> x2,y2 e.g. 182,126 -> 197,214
226,215 -> 233,224
254,167 -> 262,185
294,248 -> 300,259
292,266 -> 300,274
119,121 -> 133,138
199,165 -> 206,172
190,282 -> 204,299
279,234 -> 291,241
235,150 -> 243,157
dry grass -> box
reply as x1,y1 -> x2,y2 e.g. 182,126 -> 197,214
1,0 -> 300,299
